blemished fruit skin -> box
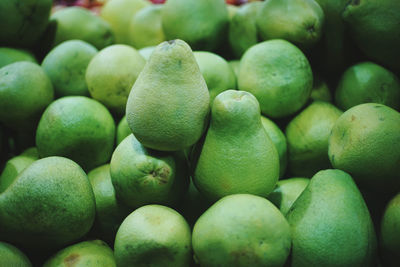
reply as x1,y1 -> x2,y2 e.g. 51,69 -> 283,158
126,39 -> 210,151
192,194 -> 292,267
0,157 -> 96,251
238,39 -> 313,118
0,47 -> 37,69
114,205 -> 192,267
43,240 -> 116,267
0,241 -> 32,267
328,103 -> 400,193
286,169 -> 377,267
380,193 -> 400,266
193,90 -> 279,202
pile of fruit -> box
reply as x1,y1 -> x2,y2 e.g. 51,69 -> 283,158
0,0 -> 400,266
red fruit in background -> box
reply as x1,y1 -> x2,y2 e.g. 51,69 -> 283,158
150,0 -> 166,4
226,0 -> 248,5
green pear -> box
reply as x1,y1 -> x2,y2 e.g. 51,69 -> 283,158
193,90 -> 279,202
126,39 -> 209,151
0,155 -> 37,193
287,169 -> 377,266
0,47 -> 36,68
0,241 -> 31,267
138,46 -> 156,61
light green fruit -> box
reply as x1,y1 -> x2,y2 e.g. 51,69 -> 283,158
287,169 -> 377,267
20,147 -> 39,159
0,155 -> 37,193
227,4 -> 238,20
238,39 -> 313,118
162,0 -> 229,51
192,194 -> 291,267
36,96 -> 115,171
42,40 -> 98,97
88,164 -> 129,244
86,44 -> 145,115
0,157 -> 95,251
228,60 -> 240,80
311,75 -> 332,102
380,193 -> 400,266
286,101 -> 343,177
267,177 -> 309,215
229,2 -> 263,58
138,46 -> 156,60
194,51 -> 236,103
51,7 -> 114,50
0,241 -> 31,267
126,39 -> 209,151
43,240 -> 116,267
116,116 -> 131,145
101,0 -> 150,44
114,205 -> 192,267
0,47 -> 36,68
193,90 -> 279,202
335,62 -> 400,111
0,0 -> 52,47
110,134 -> 189,209
0,62 -> 54,131
261,116 -> 287,178
329,103 -> 400,193
129,5 -> 166,49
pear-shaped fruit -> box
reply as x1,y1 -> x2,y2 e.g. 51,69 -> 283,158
193,90 -> 279,202
126,39 -> 209,151
0,241 -> 31,267
380,193 -> 400,266
287,169 -> 377,267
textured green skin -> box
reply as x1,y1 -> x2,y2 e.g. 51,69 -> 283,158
256,0 -> 324,49
342,0 -> 400,72
335,62 -> 400,111
328,103 -> 400,193
162,0 -> 229,51
43,240 -> 116,267
110,134 -> 189,209
86,44 -> 145,115
192,194 -> 291,267
287,169 -> 377,267
138,46 -> 156,61
126,40 -> 210,151
36,96 -> 115,171
0,241 -> 32,267
0,47 -> 36,69
193,90 -> 279,202
311,76 -> 332,102
114,205 -> 192,267
51,7 -> 114,50
0,157 -> 96,251
42,40 -> 98,97
194,51 -> 236,104
238,39 -> 313,118
380,193 -> 400,266
0,155 -> 36,193
286,101 -> 343,177
116,116 -> 131,145
0,0 -> 52,47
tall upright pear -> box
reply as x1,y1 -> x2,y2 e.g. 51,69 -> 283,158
126,39 -> 210,151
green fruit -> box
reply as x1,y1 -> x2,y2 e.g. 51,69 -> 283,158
0,155 -> 36,193
116,116 -> 131,145
287,169 -> 377,267
42,40 -> 97,97
110,134 -> 189,209
126,39 -> 209,151
380,193 -> 400,266
20,147 -> 39,159
43,240 -> 116,267
194,51 -> 236,103
192,194 -> 291,267
328,103 -> 400,193
0,47 -> 36,68
0,0 -> 52,47
193,90 -> 279,202
36,96 -> 115,171
114,205 -> 192,267
286,101 -> 343,177
86,44 -> 145,115
0,241 -> 31,267
238,39 -> 313,118
0,62 -> 54,131
256,0 -> 324,49
51,7 -> 114,50
0,156 -> 95,251
228,60 -> 240,80
311,75 -> 332,102
138,46 -> 156,60
335,62 -> 400,111
162,0 -> 229,51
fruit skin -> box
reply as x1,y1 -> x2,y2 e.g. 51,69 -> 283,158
126,39 -> 210,151
328,103 -> 400,193
238,39 -> 313,118
380,193 -> 400,266
335,62 -> 400,111
116,116 -> 131,145
193,90 -> 279,202
0,47 -> 37,69
0,241 -> 32,267
162,0 -> 229,51
36,96 -> 115,171
0,155 -> 37,193
286,169 -> 377,267
138,46 -> 156,61
114,205 -> 192,267
0,156 -> 96,251
192,194 -> 291,267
